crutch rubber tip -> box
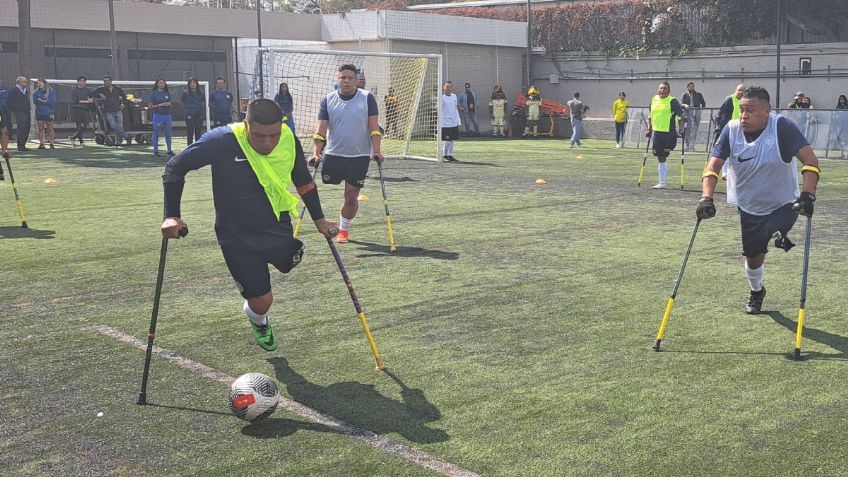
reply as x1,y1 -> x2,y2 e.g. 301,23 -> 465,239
652,340 -> 662,351
375,359 -> 386,370
793,348 -> 801,360
21,222 -> 28,229
137,394 -> 147,405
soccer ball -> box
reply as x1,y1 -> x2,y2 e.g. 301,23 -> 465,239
228,373 -> 281,422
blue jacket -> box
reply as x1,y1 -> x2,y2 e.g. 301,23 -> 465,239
274,93 -> 293,115
457,90 -> 478,116
33,88 -> 57,117
181,90 -> 205,116
210,89 -> 233,119
149,90 -> 172,116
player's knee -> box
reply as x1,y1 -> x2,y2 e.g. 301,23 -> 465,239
247,292 -> 273,315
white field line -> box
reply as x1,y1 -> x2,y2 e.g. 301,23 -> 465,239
93,324 -> 483,477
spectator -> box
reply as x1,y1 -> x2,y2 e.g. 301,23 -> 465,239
181,78 -> 205,146
458,83 -> 479,136
681,81 -> 706,151
567,92 -> 589,147
70,76 -> 94,146
33,79 -> 57,150
210,77 -> 234,128
832,94 -> 848,158
786,91 -> 810,138
489,85 -> 508,138
801,96 -> 813,109
611,91 -> 629,148
94,75 -> 128,145
357,70 -> 367,90
7,76 -> 32,151
383,86 -> 400,139
524,86 -> 542,138
149,78 -> 174,157
274,82 -> 295,134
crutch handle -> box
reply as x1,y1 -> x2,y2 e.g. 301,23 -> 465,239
178,227 -> 189,237
2,152 -> 9,160
327,226 -> 339,237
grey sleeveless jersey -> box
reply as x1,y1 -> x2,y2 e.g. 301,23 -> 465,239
325,89 -> 372,157
726,113 -> 799,215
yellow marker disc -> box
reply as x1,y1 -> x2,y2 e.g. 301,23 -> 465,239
535,178 -> 547,185
358,194 -> 369,201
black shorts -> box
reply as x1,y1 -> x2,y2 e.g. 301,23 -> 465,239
652,131 -> 678,157
442,126 -> 460,141
321,154 -> 370,188
221,235 -> 305,299
71,108 -> 91,124
36,114 -> 54,122
739,203 -> 799,257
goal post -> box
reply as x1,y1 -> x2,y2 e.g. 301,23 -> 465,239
252,48 -> 443,162
26,79 -> 211,146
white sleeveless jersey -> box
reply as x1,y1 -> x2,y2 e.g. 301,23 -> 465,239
325,89 -> 373,157
725,113 -> 799,215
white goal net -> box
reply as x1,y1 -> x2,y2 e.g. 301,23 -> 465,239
252,48 -> 442,161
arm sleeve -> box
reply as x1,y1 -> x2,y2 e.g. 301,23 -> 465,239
48,90 -> 57,106
776,116 -> 811,163
367,93 -> 379,117
716,97 -> 732,126
709,126 -> 731,160
318,97 -> 329,120
290,137 -> 324,220
671,99 -> 685,118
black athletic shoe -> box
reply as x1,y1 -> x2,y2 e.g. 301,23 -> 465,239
37,144 -> 46,150
18,147 -> 31,152
745,287 -> 766,314
0,173 -> 5,181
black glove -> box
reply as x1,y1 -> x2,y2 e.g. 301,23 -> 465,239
793,192 -> 815,216
696,196 -> 716,220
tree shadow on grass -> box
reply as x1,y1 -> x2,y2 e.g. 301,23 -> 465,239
0,226 -> 55,239
765,311 -> 848,361
267,357 -> 449,444
348,240 -> 459,260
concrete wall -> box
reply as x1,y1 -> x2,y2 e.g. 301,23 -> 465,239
532,42 -> 848,116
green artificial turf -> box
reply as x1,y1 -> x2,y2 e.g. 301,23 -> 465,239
2,137 -> 847,476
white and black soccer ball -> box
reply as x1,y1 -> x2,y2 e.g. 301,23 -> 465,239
228,373 -> 281,422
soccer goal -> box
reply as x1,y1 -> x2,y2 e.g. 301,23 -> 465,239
27,79 -> 210,146
252,48 -> 443,161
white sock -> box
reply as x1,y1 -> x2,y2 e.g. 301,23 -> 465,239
243,301 -> 268,326
339,215 -> 353,231
658,162 -> 668,184
745,262 -> 764,292
447,141 -> 455,155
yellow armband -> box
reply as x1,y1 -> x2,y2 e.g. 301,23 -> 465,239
312,133 -> 326,143
370,130 -> 382,137
702,171 -> 720,180
801,165 -> 821,176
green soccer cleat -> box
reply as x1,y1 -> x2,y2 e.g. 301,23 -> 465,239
249,318 -> 277,352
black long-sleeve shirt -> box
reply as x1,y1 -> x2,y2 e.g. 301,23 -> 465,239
163,125 -> 320,251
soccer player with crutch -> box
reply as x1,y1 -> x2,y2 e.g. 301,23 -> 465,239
645,81 -> 686,190
654,86 -> 819,351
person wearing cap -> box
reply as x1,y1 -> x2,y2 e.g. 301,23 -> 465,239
788,91 -> 805,109
786,91 -> 811,138
566,92 -> 589,147
523,86 -> 542,138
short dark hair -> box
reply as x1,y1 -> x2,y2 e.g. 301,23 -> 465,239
687,82 -> 695,87
216,77 -> 225,83
741,85 -> 770,104
77,76 -> 87,81
339,64 -> 357,74
103,75 -> 112,81
573,92 -> 580,98
465,83 -> 471,87
246,98 -> 283,126
659,81 -> 670,88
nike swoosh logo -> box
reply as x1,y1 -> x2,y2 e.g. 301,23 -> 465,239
234,157 -> 248,162
737,155 -> 756,163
